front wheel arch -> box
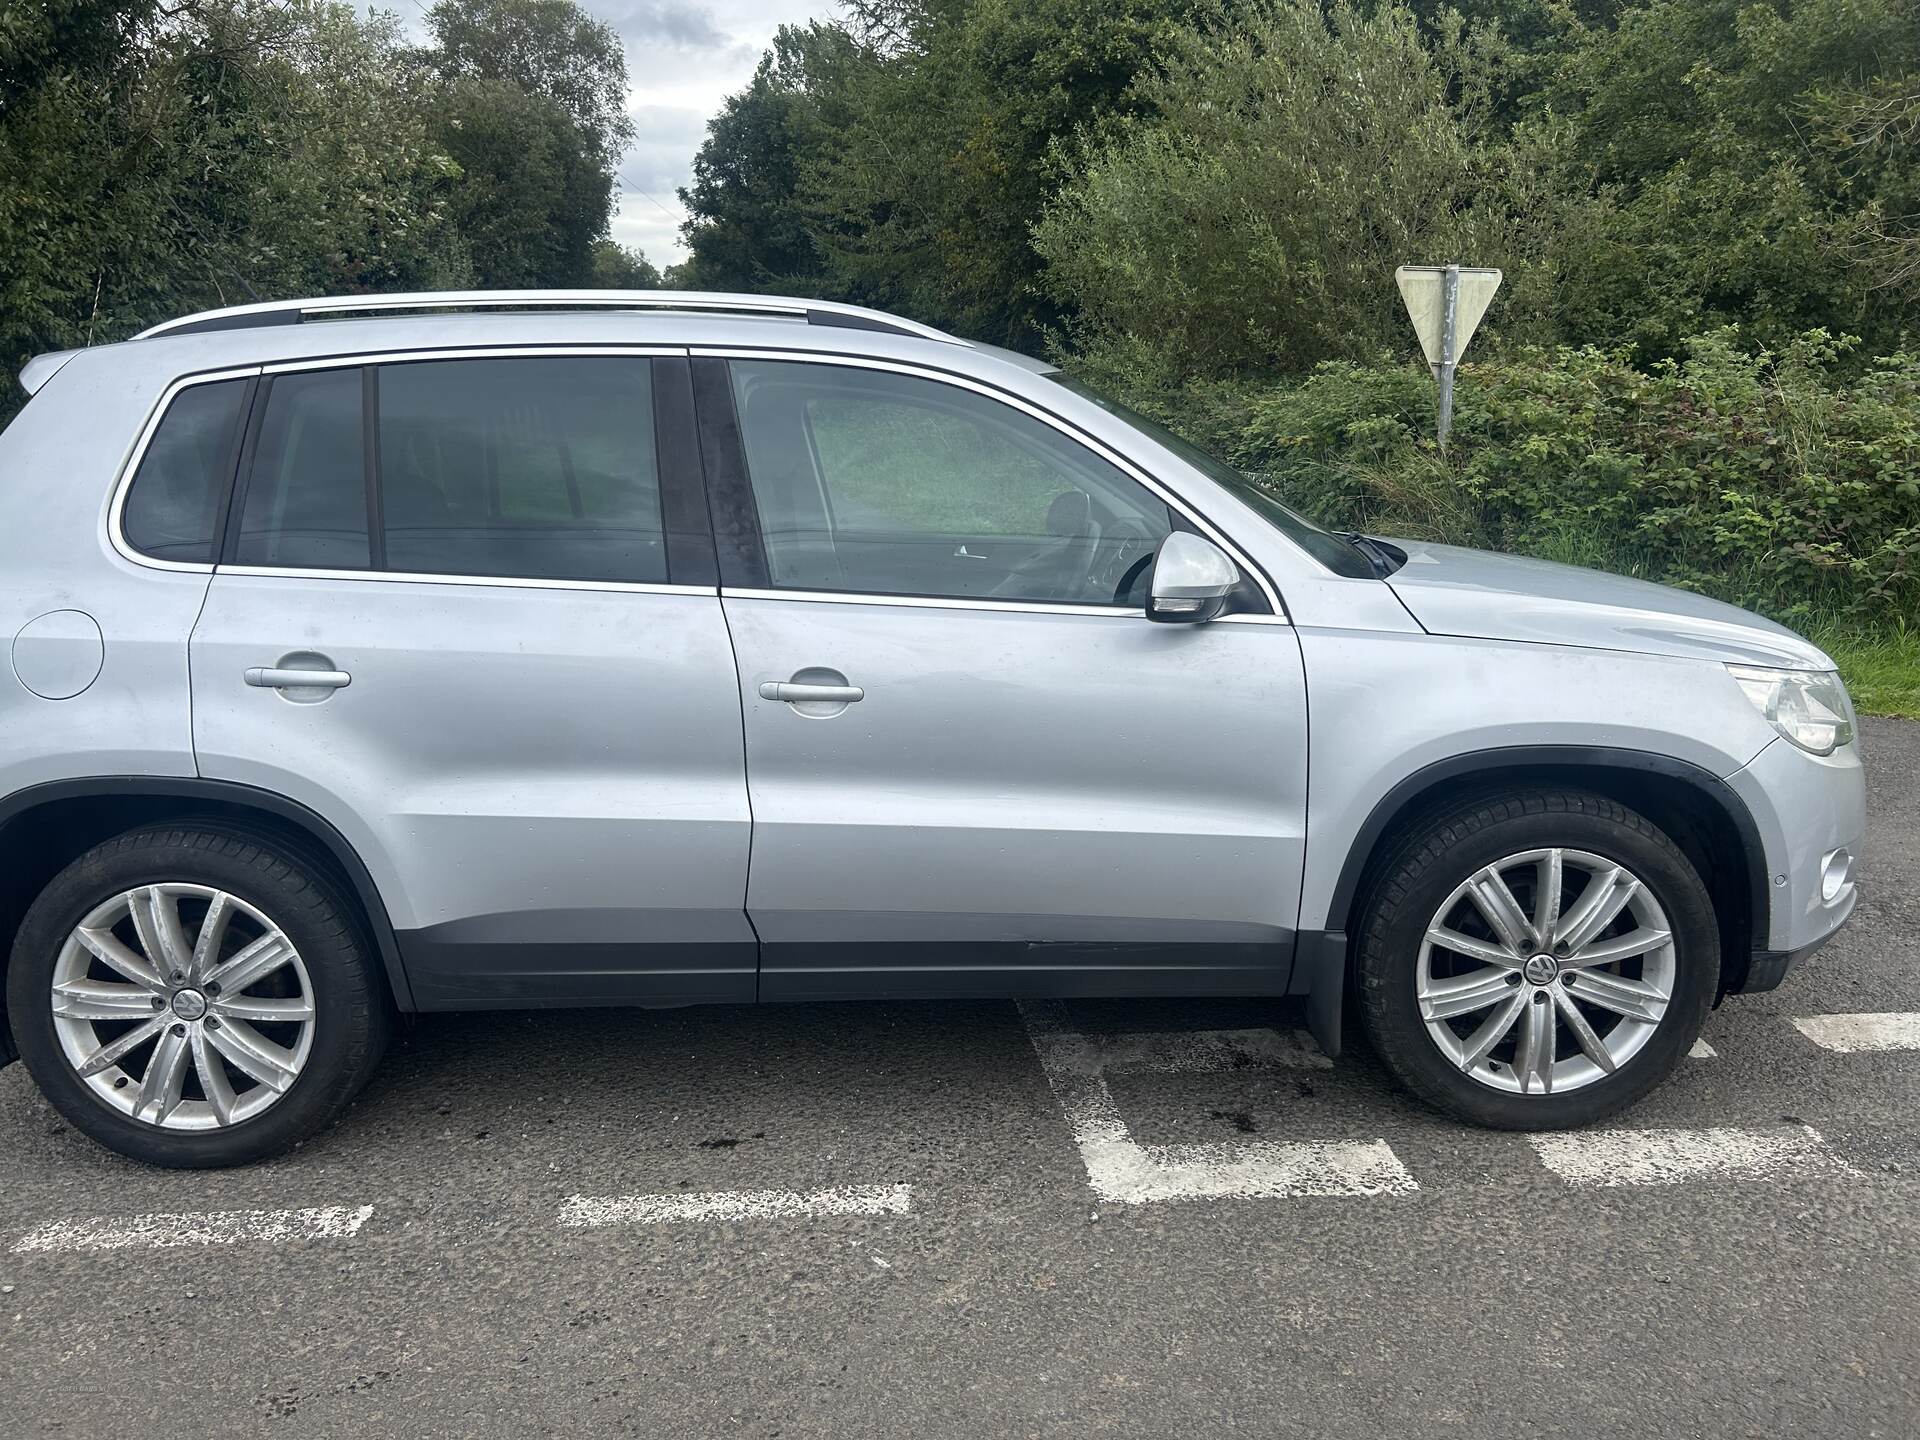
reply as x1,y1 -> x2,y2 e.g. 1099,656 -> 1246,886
1301,748 -> 1766,1054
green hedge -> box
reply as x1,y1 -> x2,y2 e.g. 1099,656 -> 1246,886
1202,330 -> 1920,625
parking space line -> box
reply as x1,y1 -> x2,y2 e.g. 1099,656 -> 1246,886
1791,1013 -> 1920,1053
1123,1139 -> 1418,1202
1021,1001 -> 1416,1204
559,1184 -> 913,1228
1528,1124 -> 1845,1188
12,1204 -> 374,1254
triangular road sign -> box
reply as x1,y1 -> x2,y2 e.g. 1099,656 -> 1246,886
1395,266 -> 1502,368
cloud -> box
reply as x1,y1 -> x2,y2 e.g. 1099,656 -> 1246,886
620,105 -> 712,193
597,0 -> 836,265
610,194 -> 687,268
594,0 -> 733,51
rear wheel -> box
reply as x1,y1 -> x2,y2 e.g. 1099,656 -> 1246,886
7,826 -> 389,1167
1355,789 -> 1716,1130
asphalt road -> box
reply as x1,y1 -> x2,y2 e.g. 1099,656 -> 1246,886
2,718 -> 1916,1438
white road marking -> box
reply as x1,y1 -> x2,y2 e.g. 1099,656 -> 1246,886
1529,1124 -> 1846,1189
12,1204 -> 373,1255
1021,1001 -> 1416,1204
1791,1012 -> 1920,1053
1688,1039 -> 1718,1059
559,1184 -> 913,1228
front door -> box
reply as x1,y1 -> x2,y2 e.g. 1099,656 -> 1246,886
190,352 -> 755,1008
699,354 -> 1309,1000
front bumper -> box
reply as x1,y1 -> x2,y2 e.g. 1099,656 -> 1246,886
1741,892 -> 1856,992
1723,733 -> 1866,992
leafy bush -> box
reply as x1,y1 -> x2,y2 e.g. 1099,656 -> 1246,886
1033,0 -> 1521,378
1208,330 -> 1920,622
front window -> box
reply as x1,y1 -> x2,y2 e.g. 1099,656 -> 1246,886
1046,374 -> 1377,580
729,360 -> 1174,606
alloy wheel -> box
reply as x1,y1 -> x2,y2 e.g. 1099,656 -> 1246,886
49,884 -> 315,1130
1415,847 -> 1676,1095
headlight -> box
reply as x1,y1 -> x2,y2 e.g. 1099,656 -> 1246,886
1727,665 -> 1855,755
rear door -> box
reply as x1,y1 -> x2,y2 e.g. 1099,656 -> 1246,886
696,353 -> 1310,1000
190,350 -> 755,1008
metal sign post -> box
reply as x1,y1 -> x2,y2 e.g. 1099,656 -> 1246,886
1395,264 -> 1502,453
1437,264 -> 1459,449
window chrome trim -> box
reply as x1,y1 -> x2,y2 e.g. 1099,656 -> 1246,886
721,586 -> 1145,618
721,587 -> 1296,624
692,347 -> 1288,620
215,565 -> 712,598
106,365 -> 264,576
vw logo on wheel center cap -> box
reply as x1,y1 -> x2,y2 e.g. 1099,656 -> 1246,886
1522,954 -> 1560,986
170,987 -> 209,1021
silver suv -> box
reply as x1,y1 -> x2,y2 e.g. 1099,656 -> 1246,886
0,291 -> 1865,1167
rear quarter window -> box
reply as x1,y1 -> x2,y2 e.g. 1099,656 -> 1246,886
120,379 -> 251,563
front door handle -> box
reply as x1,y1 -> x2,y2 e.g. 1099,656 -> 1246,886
759,681 -> 864,704
245,666 -> 351,690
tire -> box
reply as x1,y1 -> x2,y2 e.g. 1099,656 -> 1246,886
1355,788 -> 1716,1131
6,825 -> 390,1167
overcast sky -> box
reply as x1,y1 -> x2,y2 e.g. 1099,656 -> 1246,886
580,0 -> 837,268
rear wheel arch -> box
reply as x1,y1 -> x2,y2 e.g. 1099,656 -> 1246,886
1304,748 -> 1767,1050
0,779 -> 415,1032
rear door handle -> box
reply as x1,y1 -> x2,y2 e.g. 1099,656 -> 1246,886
246,667 -> 351,690
758,681 -> 864,704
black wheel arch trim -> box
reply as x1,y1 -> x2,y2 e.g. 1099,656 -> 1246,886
1324,745 -> 1769,940
1303,745 -> 1773,1055
0,776 -> 417,1011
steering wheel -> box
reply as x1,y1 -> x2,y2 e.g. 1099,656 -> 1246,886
987,489 -> 1103,601
1092,518 -> 1161,604
987,531 -> 1099,601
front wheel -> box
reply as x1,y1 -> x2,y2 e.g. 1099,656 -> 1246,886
7,826 -> 389,1167
1355,789 -> 1717,1130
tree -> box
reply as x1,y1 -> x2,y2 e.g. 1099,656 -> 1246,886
589,240 -> 662,288
1547,0 -> 1920,358
679,0 -> 1194,347
432,76 -> 604,286
421,0 -> 637,289
424,0 -> 635,162
677,23 -> 855,295
1034,0 -> 1521,384
1,0 -> 469,411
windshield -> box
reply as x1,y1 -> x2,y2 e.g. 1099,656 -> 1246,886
1046,373 -> 1377,580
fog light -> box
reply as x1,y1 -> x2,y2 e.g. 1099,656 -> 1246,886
1820,848 -> 1853,903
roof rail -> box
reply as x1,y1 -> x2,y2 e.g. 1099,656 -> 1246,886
132,290 -> 964,346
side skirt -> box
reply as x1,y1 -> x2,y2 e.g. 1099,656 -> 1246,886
757,937 -> 1297,1004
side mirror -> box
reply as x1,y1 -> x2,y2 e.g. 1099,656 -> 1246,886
1145,531 -> 1239,624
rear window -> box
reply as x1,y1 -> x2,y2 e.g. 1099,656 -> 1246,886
121,379 -> 250,563
233,369 -> 370,571
378,357 -> 663,584
230,357 -> 665,585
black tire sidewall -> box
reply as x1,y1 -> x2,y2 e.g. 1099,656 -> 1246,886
1360,801 -> 1717,1130
7,828 -> 382,1168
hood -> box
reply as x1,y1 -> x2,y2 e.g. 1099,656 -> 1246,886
1381,540 -> 1835,671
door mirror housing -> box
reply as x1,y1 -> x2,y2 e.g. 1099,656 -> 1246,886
1146,532 -> 1240,623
